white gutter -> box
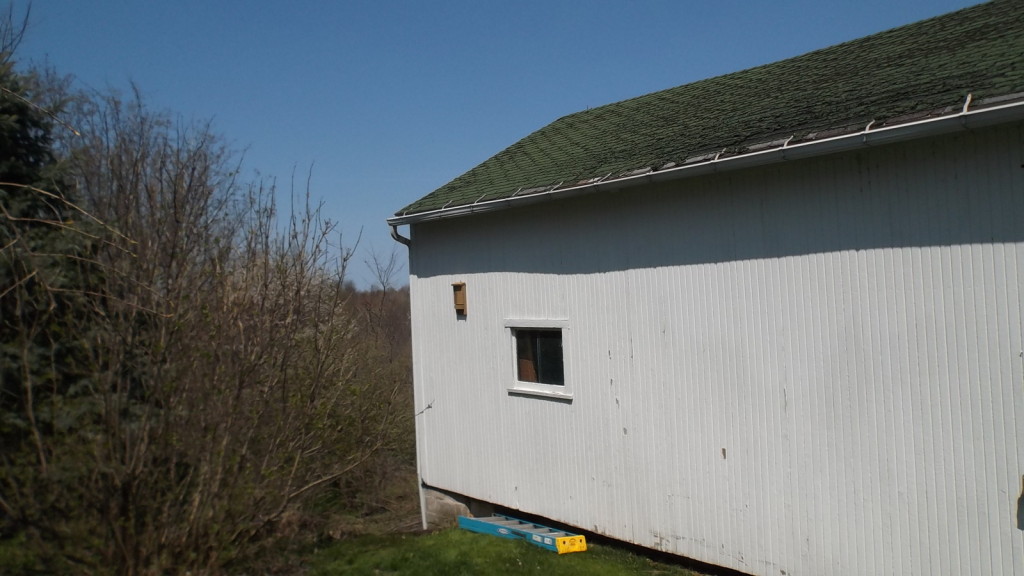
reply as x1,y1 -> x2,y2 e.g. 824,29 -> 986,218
387,98 -> 1024,228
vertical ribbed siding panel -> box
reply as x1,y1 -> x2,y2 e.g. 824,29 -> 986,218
407,252 -> 429,528
1011,242 -> 1024,574
892,246 -> 916,576
407,122 -> 1024,575
1003,242 -> 1024,574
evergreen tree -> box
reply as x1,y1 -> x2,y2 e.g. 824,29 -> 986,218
0,41 -> 102,574
0,48 -> 67,442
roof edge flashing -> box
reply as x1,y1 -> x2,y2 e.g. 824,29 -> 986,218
388,100 -> 1024,226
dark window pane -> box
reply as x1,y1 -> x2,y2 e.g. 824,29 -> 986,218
515,329 -> 563,386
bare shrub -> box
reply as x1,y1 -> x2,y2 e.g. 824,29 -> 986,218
2,76 -> 412,574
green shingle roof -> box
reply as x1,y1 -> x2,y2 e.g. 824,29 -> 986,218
395,0 -> 1024,218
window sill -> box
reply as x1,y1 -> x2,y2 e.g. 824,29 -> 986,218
507,383 -> 574,401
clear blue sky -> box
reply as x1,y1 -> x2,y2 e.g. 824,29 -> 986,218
16,0 -> 981,287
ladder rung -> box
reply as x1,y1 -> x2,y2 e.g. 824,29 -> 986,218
522,527 -> 565,537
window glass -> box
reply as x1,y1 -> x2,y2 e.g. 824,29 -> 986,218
514,329 -> 564,386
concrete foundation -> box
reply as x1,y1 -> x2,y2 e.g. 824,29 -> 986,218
422,486 -> 469,529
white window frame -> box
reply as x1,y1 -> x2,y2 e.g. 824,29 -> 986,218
504,318 -> 572,400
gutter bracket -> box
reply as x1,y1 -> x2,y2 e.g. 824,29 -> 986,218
862,119 -> 877,144
781,135 -> 795,159
961,93 -> 974,128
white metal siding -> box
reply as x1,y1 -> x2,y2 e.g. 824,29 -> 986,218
407,123 -> 1024,576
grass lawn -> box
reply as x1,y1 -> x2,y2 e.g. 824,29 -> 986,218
308,528 -> 697,576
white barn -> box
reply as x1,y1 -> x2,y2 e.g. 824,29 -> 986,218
389,2 -> 1024,575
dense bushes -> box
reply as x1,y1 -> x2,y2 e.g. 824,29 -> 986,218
0,20 -> 412,576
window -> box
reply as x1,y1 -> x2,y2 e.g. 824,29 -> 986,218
514,329 -> 564,385
505,319 -> 571,399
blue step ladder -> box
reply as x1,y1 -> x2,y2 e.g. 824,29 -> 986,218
457,514 -> 587,554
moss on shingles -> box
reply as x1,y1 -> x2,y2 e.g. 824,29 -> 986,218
397,0 -> 1024,217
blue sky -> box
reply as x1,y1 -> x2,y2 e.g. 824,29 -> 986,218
17,0 -> 980,286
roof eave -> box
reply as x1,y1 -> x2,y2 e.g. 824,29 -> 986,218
387,99 -> 1024,227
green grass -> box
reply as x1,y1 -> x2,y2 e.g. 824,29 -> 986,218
309,528 -> 696,576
